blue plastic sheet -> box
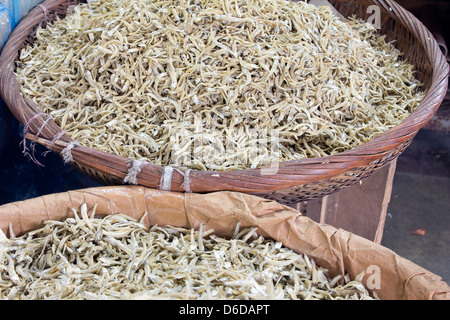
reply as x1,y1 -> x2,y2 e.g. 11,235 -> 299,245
0,3 -> 12,50
1,0 -> 45,27
1,0 -> 46,50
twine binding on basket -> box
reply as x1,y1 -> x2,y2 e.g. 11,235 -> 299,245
123,159 -> 147,185
42,130 -> 67,157
21,111 -> 76,165
158,166 -> 174,191
61,140 -> 78,163
182,169 -> 192,193
158,166 -> 192,192
38,4 -> 47,17
21,112 -> 52,166
51,130 -> 67,144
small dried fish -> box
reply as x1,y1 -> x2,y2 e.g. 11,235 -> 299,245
15,0 -> 425,171
0,204 -> 376,300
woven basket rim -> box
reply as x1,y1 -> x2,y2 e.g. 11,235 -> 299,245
0,0 -> 448,196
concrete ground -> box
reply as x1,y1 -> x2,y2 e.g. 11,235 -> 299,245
381,129 -> 450,284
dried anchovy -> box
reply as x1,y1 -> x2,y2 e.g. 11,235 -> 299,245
15,0 -> 425,171
0,204 -> 376,300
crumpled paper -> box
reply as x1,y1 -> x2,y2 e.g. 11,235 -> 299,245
0,186 -> 448,300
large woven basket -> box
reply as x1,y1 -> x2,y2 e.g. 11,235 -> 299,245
1,186 -> 449,300
0,0 -> 448,205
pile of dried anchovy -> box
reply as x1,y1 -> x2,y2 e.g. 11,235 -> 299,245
0,203 -> 375,300
16,0 -> 424,171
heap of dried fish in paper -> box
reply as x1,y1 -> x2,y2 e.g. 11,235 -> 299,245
0,203 -> 376,300
15,0 -> 425,171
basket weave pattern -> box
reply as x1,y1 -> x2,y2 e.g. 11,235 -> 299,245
0,0 -> 448,205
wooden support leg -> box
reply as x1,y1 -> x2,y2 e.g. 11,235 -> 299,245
294,160 -> 397,244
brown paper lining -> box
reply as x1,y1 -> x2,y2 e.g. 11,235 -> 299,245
0,186 -> 448,300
